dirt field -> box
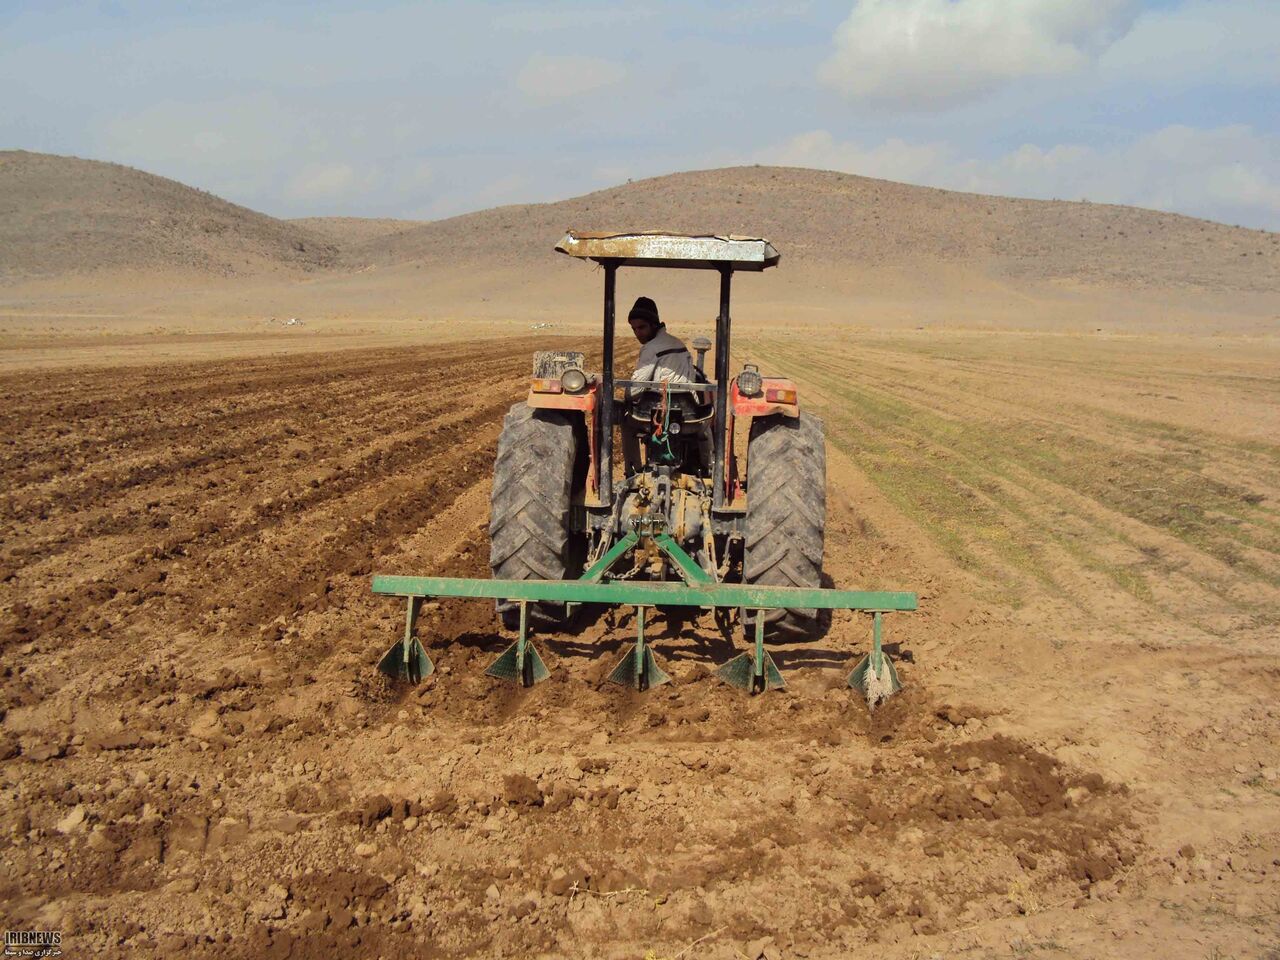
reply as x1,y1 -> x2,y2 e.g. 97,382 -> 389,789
1,322 -> 1277,959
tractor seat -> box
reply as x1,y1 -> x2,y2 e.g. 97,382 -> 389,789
627,390 -> 714,424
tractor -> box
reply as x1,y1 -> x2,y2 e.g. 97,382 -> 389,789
373,232 -> 915,705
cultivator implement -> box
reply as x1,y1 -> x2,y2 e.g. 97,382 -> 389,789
374,576 -> 914,699
373,533 -> 915,703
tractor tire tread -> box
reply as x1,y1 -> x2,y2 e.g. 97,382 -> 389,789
744,412 -> 826,640
489,403 -> 580,628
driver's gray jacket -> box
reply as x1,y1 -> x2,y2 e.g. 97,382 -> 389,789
629,327 -> 695,398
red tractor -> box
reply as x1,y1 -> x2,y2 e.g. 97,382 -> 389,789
490,232 -> 824,642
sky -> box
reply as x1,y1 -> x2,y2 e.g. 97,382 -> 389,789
2,0 -> 1278,229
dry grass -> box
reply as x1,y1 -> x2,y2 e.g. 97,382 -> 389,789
752,333 -> 1280,631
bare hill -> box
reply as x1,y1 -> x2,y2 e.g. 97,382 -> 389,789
0,151 -> 337,280
290,216 -> 426,247
355,166 -> 1279,293
3,153 -> 1275,300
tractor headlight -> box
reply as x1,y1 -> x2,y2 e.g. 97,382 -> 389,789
561,367 -> 587,393
737,367 -> 762,398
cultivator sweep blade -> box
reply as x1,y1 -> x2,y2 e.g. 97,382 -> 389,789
377,637 -> 433,683
485,641 -> 550,686
716,610 -> 785,693
483,603 -> 551,687
376,596 -> 435,683
606,606 -> 672,691
848,611 -> 902,708
715,649 -> 784,693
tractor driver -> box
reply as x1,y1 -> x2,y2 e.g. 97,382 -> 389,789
626,296 -> 695,390
623,296 -> 711,471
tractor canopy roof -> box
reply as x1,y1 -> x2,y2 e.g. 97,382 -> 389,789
555,231 -> 780,271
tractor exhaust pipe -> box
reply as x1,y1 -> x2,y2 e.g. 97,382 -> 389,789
692,336 -> 711,376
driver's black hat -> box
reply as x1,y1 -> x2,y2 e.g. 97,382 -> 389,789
627,296 -> 660,325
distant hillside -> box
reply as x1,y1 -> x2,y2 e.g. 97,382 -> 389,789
353,166 -> 1279,294
289,216 -> 426,247
2,153 -> 1275,296
0,151 -> 337,280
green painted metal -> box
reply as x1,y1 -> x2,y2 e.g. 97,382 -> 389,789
574,531 -> 710,624
716,647 -> 783,691
717,610 -> 785,693
606,605 -> 672,691
580,531 -> 639,583
653,533 -> 715,585
485,602 -> 550,687
716,652 -> 753,691
716,650 -> 783,692
486,641 -> 550,685
374,575 -> 916,611
848,610 -> 902,706
377,636 -> 433,683
377,596 -> 435,683
608,646 -> 671,691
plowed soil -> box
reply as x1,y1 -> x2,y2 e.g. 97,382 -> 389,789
1,330 -> 1277,960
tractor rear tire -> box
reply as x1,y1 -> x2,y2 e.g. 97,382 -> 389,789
489,403 -> 584,629
743,412 -> 826,640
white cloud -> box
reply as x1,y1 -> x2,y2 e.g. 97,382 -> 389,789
759,125 -> 1280,229
819,0 -> 1139,109
961,126 -> 1280,225
1100,0 -> 1280,87
515,54 -> 627,103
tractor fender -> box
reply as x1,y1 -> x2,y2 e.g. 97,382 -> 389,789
526,382 -> 598,413
731,376 -> 800,419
